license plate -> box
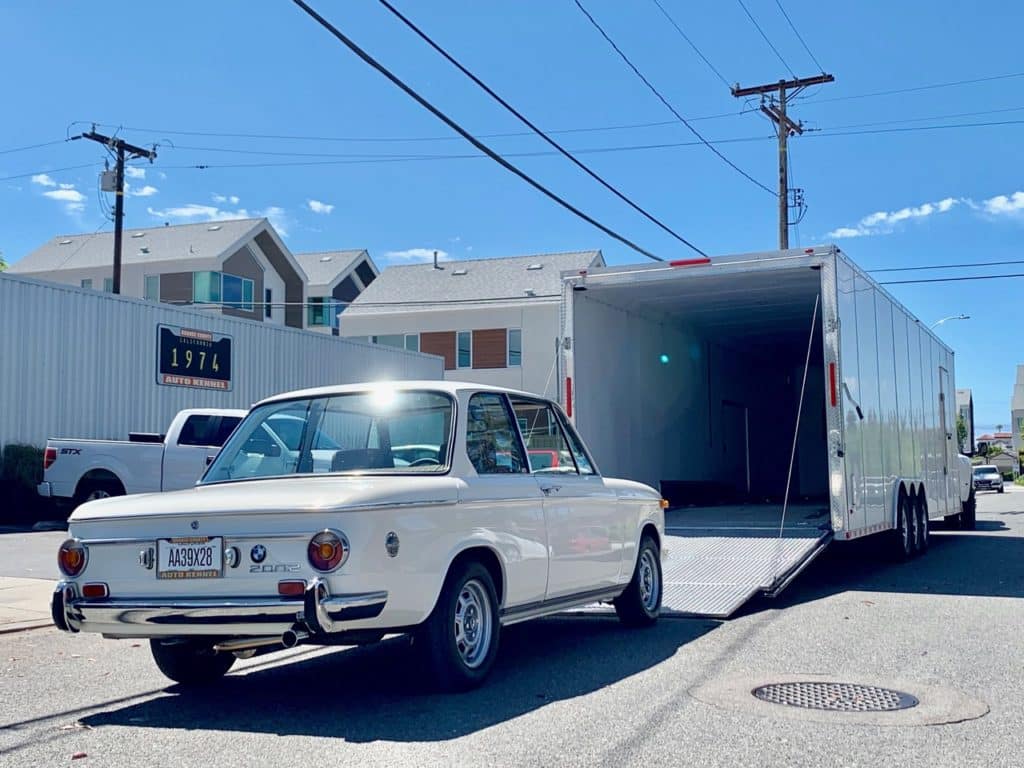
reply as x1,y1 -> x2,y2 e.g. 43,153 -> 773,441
156,537 -> 223,579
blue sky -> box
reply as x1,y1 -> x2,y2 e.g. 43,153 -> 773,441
1,0 -> 1021,433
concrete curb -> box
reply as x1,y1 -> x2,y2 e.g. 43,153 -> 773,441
0,619 -> 52,635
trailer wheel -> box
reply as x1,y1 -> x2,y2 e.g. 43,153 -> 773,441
890,494 -> 914,560
915,497 -> 929,554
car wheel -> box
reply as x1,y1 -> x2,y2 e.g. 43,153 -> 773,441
614,534 -> 662,627
418,560 -> 500,692
916,498 -> 929,554
998,485 -> 1004,494
149,639 -> 235,685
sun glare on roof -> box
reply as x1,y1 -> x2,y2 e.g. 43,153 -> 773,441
131,232 -> 145,238
58,239 -> 73,245
527,263 -> 543,270
320,256 -> 332,262
207,224 -> 222,232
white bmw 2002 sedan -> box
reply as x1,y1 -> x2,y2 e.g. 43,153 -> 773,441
52,382 -> 665,691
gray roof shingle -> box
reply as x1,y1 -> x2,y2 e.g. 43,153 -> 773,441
345,250 -> 603,313
9,218 -> 264,273
294,249 -> 367,292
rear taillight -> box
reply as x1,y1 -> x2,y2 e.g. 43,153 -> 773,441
82,583 -> 108,599
307,530 -> 348,572
43,448 -> 57,470
58,539 -> 88,577
278,580 -> 306,597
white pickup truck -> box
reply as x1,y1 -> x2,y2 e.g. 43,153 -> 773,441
38,409 -> 246,507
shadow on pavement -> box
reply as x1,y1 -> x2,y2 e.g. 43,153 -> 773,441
740,513 -> 1024,617
82,615 -> 715,742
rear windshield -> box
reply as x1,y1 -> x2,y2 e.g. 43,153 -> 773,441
202,389 -> 453,483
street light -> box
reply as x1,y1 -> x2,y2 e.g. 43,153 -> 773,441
930,314 -> 970,329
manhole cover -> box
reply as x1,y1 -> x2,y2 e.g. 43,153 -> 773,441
752,682 -> 919,712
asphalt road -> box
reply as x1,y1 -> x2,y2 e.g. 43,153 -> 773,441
2,490 -> 1022,767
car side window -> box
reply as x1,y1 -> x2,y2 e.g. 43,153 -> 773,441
557,412 -> 596,475
466,393 -> 528,474
509,398 -> 579,474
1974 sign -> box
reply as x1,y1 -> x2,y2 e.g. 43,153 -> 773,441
157,325 -> 232,391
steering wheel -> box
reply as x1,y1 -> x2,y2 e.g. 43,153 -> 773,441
409,457 -> 440,467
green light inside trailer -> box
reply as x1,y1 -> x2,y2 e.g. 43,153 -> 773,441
659,354 -> 670,365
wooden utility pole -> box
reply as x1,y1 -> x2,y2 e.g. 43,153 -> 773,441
76,129 -> 157,294
732,74 -> 834,249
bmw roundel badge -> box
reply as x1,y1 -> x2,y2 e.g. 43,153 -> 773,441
250,544 -> 267,563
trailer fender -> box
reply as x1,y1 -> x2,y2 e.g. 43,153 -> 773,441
890,479 -> 921,529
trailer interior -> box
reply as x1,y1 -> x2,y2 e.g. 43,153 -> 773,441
572,263 -> 834,616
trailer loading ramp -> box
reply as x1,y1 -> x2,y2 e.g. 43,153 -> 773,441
659,503 -> 832,618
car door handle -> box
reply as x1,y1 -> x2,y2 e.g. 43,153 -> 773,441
541,485 -> 561,495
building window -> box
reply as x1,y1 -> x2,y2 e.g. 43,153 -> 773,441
405,334 -> 419,352
308,297 -> 328,326
102,277 -> 114,293
80,279 -> 93,290
193,271 -> 222,304
372,334 -> 404,348
457,331 -> 472,369
265,288 -> 272,318
144,275 -> 159,301
222,273 -> 253,311
508,328 -> 522,367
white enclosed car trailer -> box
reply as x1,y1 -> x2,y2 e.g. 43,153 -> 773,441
560,246 -> 964,617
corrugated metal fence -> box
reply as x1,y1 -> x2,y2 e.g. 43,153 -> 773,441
0,274 -> 443,448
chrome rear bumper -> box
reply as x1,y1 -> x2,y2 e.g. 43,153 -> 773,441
52,580 -> 387,638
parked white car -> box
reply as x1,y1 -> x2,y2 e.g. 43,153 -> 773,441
38,409 -> 247,507
52,382 -> 665,691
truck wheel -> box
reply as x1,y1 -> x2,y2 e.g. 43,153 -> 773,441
75,480 -> 125,507
614,534 -> 662,627
417,560 -> 500,692
149,639 -> 235,685
961,491 -> 977,531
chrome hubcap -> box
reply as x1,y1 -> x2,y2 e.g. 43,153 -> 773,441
454,579 -> 492,669
87,489 -> 110,501
638,548 -> 660,611
901,507 -> 911,551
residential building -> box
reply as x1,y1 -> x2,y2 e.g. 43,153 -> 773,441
1012,364 -> 1024,458
10,218 -> 308,328
955,388 -> 974,454
294,250 -> 379,335
977,432 -> 1012,454
339,250 -> 605,399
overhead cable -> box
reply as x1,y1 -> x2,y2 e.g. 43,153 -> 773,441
735,0 -> 796,78
289,0 -> 667,261
649,0 -> 732,89
773,0 -> 826,73
573,0 -> 776,196
375,0 -> 705,256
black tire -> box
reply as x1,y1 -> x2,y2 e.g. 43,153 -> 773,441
74,479 -> 125,508
614,534 -> 662,627
997,486 -> 1004,494
961,492 -> 977,531
417,560 -> 500,692
149,639 -> 235,685
915,498 -> 929,554
891,495 -> 914,560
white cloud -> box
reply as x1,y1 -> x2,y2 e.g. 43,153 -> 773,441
212,194 -> 240,205
826,197 -> 960,239
148,204 -> 222,220
982,191 -> 1024,216
58,182 -> 75,190
127,184 -> 159,198
307,199 -> 334,215
31,173 -> 56,187
125,166 -> 146,179
42,186 -> 86,214
385,248 -> 450,262
260,206 -> 289,237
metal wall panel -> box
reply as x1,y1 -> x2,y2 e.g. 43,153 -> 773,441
0,275 -> 443,449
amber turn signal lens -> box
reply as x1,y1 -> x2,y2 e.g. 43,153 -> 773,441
660,499 -> 670,509
82,583 -> 108,599
58,539 -> 88,577
307,530 -> 348,572
277,580 -> 306,597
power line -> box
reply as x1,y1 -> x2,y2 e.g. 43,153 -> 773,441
93,110 -> 756,145
288,0 -> 667,261
649,0 -> 732,89
773,0 -> 825,73
375,0 -> 704,256
0,138 -> 72,156
573,0 -> 776,195
880,273 -> 1024,286
870,258 -> 1024,274
809,118 -> 1024,138
805,71 -> 1024,104
0,163 -> 99,182
735,0 -> 796,78
812,104 -> 1024,131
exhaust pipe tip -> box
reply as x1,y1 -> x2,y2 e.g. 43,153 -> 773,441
281,627 -> 308,649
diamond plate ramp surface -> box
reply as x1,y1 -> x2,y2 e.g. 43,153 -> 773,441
659,532 -> 830,618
